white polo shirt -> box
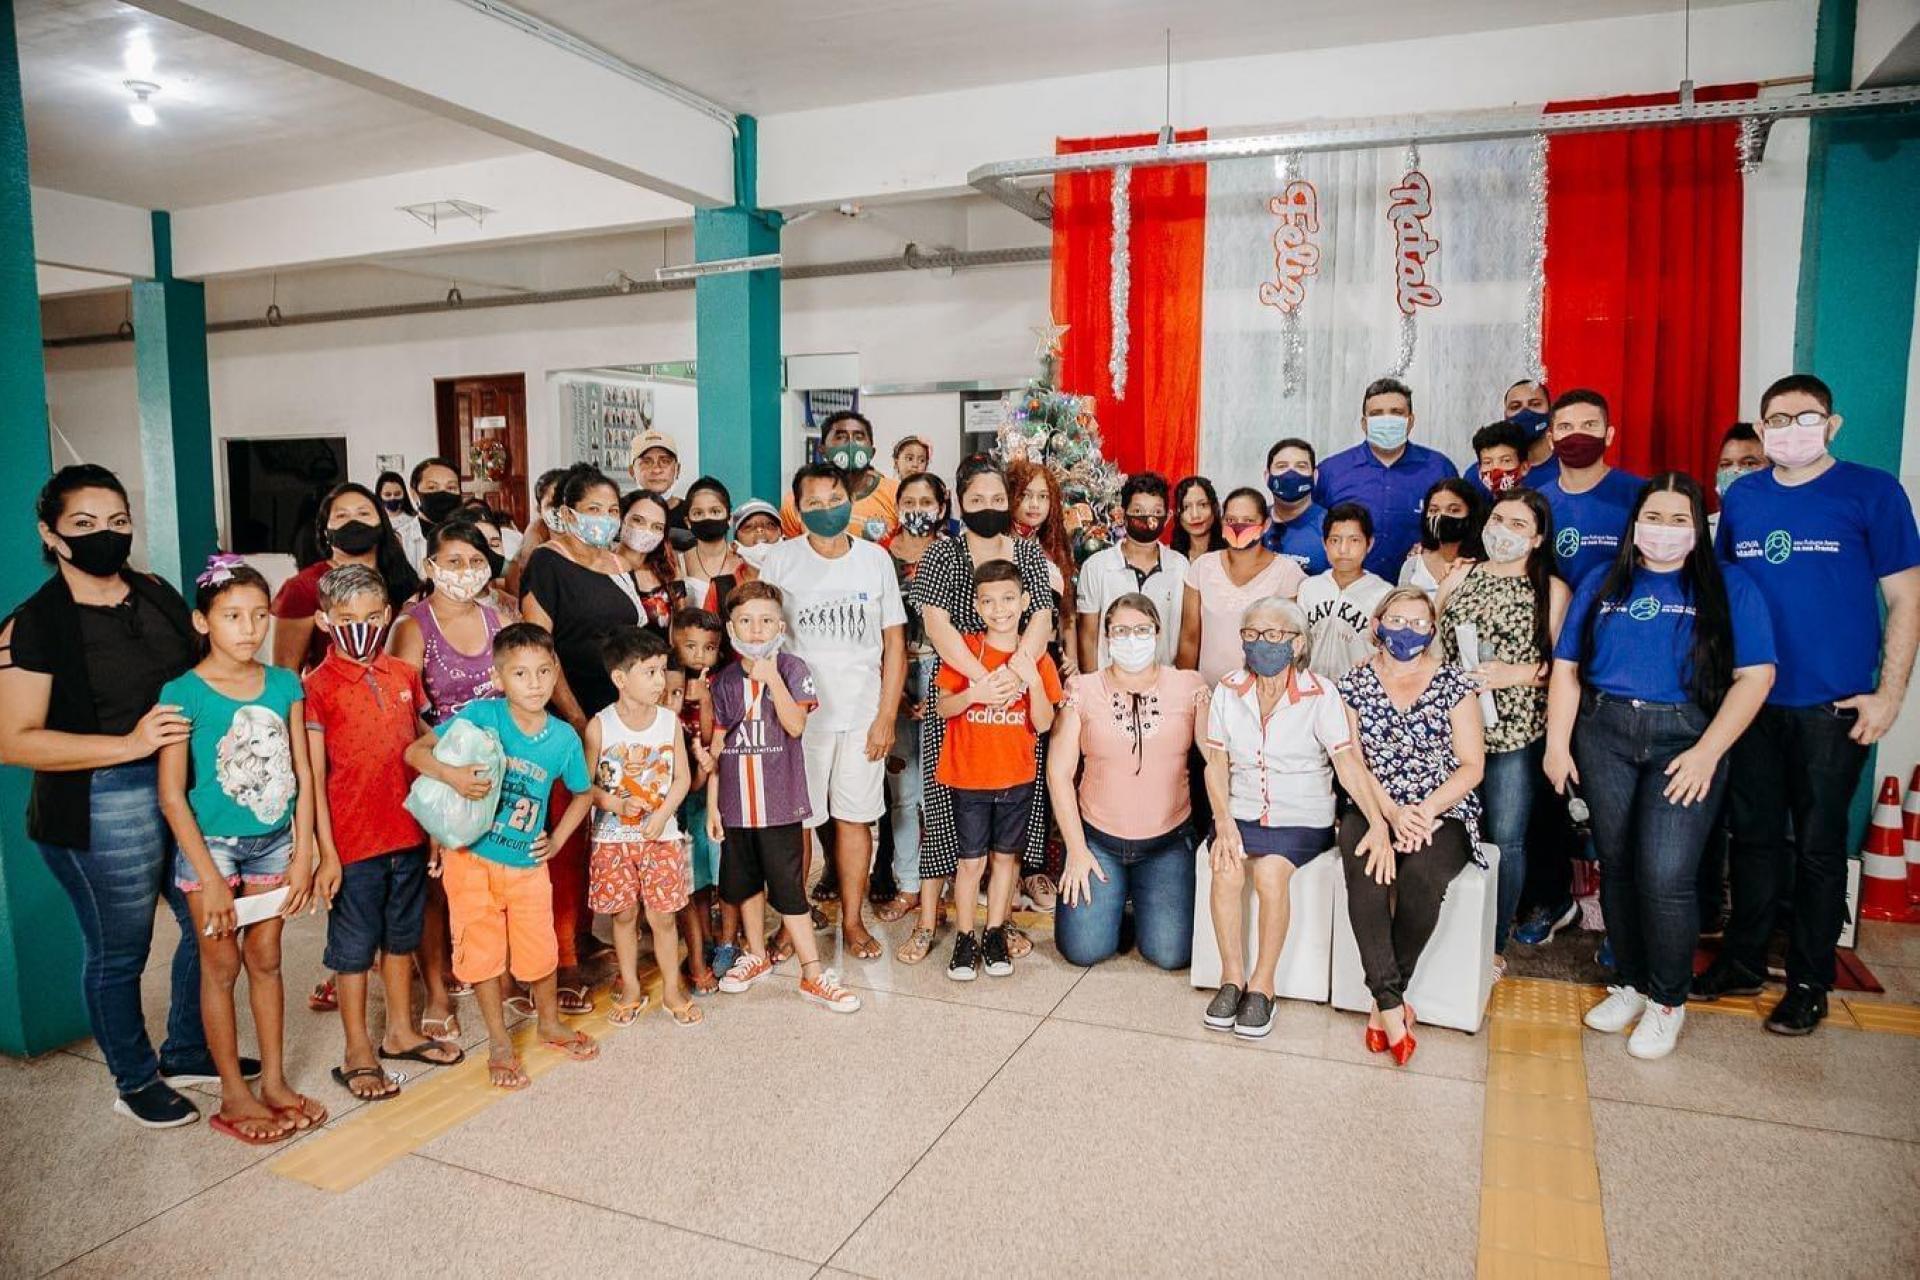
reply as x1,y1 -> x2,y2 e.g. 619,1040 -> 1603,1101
1203,668 -> 1354,829
1076,542 -> 1189,668
1297,569 -> 1392,679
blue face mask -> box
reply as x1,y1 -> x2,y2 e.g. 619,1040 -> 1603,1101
1365,414 -> 1410,450
572,512 -> 620,549
1267,471 -> 1314,504
1377,624 -> 1433,662
1509,407 -> 1549,441
800,501 -> 853,540
1243,638 -> 1295,678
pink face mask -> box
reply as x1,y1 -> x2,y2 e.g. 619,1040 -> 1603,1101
1762,421 -> 1828,470
1633,521 -> 1696,565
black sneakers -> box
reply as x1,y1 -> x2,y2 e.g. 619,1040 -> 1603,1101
1234,990 -> 1276,1039
1689,961 -> 1765,1003
947,930 -> 980,982
113,1079 -> 200,1129
1203,984 -> 1242,1031
981,926 -> 1013,978
1764,985 -> 1828,1036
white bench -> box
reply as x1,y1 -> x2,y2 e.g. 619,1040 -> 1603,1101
1331,844 -> 1501,1034
1189,842 -> 1337,1003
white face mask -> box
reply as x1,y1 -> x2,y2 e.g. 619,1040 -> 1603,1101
431,563 -> 491,603
1480,522 -> 1533,565
1108,633 -> 1158,672
622,526 -> 664,554
731,629 -> 783,661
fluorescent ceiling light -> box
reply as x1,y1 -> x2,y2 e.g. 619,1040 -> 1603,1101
655,253 -> 782,282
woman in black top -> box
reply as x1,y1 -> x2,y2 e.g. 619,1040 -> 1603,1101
0,466 -> 227,1127
519,465 -> 646,729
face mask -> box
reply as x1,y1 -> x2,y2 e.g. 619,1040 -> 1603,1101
482,545 -> 506,579
1243,637 -> 1295,678
900,510 -> 941,538
961,507 -> 1012,539
540,508 -> 563,533
1365,414 -> 1410,450
1714,466 -> 1747,497
381,497 -> 406,515
623,525 -> 665,554
1124,514 -> 1166,544
59,529 -> 134,578
827,442 -> 874,473
418,491 -> 463,524
431,564 -> 491,603
1508,407 -> 1550,440
1427,512 -> 1472,545
1377,624 -> 1433,662
688,516 -> 731,543
1267,471 -> 1314,504
328,519 -> 383,555
572,512 -> 620,549
731,630 -> 783,661
328,618 -> 385,663
1762,421 -> 1828,470
1481,466 -> 1526,494
1108,633 -> 1158,672
1633,521 -> 1697,564
800,501 -> 853,539
1480,522 -> 1533,565
1552,431 -> 1608,470
1223,520 -> 1264,550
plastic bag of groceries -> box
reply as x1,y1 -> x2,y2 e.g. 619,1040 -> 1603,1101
403,719 -> 505,850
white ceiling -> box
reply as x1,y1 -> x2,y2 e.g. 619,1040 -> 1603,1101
518,0 -> 1749,116
17,0 -> 521,208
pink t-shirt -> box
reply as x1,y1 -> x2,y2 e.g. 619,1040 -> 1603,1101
1065,667 -> 1210,840
1187,551 -> 1307,686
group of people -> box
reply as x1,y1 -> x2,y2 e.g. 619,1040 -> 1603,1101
3,369 -> 1914,1140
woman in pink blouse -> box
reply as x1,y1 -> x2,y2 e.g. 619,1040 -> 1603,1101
1177,486 -> 1306,685
1048,594 -> 1210,968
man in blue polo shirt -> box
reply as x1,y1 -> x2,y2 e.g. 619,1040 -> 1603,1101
1535,389 -> 1643,584
1465,378 -> 1561,494
1694,373 -> 1920,1035
1312,377 -> 1457,579
1262,437 -> 1329,574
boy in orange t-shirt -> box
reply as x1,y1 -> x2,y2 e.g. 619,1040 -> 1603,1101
933,559 -> 1062,980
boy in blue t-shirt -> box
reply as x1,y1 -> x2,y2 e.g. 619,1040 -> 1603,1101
1535,389 -> 1643,585
1699,374 -> 1920,1034
405,623 -> 598,1089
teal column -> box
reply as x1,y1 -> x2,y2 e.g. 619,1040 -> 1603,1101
134,211 -> 216,589
695,115 -> 784,504
0,0 -> 86,1057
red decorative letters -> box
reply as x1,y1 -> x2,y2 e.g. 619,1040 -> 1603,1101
1387,170 -> 1441,315
1257,180 -> 1321,314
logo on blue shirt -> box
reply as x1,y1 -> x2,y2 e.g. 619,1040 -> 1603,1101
1556,527 -> 1581,558
1626,595 -> 1661,622
1763,530 -> 1793,565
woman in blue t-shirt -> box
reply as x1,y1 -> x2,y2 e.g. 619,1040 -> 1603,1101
1543,473 -> 1774,1062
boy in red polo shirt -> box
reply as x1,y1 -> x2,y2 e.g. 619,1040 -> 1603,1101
306,565 -> 464,1100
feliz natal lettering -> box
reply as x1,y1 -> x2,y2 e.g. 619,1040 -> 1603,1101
1387,170 -> 1442,316
1257,180 -> 1321,314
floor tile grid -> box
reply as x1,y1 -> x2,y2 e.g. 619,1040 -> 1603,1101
1477,978 -> 1611,1278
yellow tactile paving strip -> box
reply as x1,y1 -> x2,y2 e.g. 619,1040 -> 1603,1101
1478,978 -> 1611,1278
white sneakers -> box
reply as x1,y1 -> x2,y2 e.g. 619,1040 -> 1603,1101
1584,984 -> 1685,1059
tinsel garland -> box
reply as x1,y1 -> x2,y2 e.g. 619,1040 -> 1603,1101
1108,165 -> 1131,401
1736,117 -> 1770,175
1524,132 -> 1549,383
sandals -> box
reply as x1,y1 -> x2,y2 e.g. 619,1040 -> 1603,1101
420,1014 -> 461,1041
897,926 -> 936,965
1005,925 -> 1033,960
555,985 -> 595,1017
770,933 -> 796,964
487,1052 -> 531,1091
665,1000 -> 705,1027
274,1094 -> 329,1130
307,978 -> 337,1013
607,993 -> 651,1027
686,967 -> 719,996
379,1039 -> 465,1066
503,993 -> 536,1019
874,894 -> 920,923
544,1030 -> 600,1062
332,1065 -> 399,1101
843,932 -> 883,961
209,1110 -> 294,1145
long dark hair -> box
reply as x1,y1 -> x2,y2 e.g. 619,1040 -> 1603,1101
619,488 -> 681,588
897,471 -> 951,524
375,470 -> 415,517
1580,472 -> 1732,709
1419,477 -> 1487,557
1485,488 -> 1557,664
315,482 -> 421,603
1170,475 -> 1221,556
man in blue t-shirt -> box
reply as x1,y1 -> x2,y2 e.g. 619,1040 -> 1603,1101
1262,437 -> 1329,574
1312,377 -> 1458,579
1465,378 -> 1561,495
1535,389 -> 1643,585
1696,374 -> 1920,1034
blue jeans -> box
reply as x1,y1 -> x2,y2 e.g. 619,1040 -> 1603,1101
35,761 -> 207,1094
1480,740 -> 1543,954
1572,695 -> 1726,1008
886,657 -> 933,894
1055,825 -> 1195,970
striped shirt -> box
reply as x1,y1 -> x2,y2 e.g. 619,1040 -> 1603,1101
711,652 -> 817,829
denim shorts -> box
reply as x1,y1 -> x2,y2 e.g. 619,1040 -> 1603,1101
951,783 -> 1035,861
323,846 -> 429,973
178,828 -> 293,892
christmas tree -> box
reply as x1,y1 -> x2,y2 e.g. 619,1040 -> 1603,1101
993,322 -> 1126,565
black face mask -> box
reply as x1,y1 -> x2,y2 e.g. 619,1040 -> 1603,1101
482,546 -> 506,579
418,491 -> 463,524
1124,515 -> 1166,544
961,508 -> 1012,539
329,519 -> 383,555
59,529 -> 133,578
1427,512 -> 1472,545
688,517 -> 731,543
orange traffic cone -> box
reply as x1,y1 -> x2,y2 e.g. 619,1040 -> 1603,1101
1904,766 -> 1920,905
1861,776 -> 1914,922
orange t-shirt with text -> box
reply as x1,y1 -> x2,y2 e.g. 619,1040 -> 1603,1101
934,636 -> 1062,791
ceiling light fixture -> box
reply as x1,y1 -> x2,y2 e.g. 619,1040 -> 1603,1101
125,80 -> 159,127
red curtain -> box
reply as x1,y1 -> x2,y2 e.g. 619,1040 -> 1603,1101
1542,86 -> 1753,482
1050,131 -> 1208,481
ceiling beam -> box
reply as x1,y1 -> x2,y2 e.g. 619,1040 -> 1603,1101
126,0 -> 736,207
31,188 -> 153,281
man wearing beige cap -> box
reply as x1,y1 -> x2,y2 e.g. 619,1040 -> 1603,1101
629,429 -> 688,536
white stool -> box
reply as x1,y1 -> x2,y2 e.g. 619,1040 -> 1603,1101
1331,843 -> 1500,1034
1189,841 -> 1336,1003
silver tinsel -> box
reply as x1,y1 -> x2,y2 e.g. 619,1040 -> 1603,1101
1524,132 -> 1549,383
1108,164 -> 1131,401
1387,141 -> 1422,377
1278,151 -> 1306,397
1736,117 -> 1771,174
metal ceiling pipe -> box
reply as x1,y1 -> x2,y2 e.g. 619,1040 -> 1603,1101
41,245 -> 1051,348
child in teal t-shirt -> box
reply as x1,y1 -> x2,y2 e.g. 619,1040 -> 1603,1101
162,662 -> 305,841
449,695 -> 591,867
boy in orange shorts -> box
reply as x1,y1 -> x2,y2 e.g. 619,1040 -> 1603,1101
405,623 -> 597,1089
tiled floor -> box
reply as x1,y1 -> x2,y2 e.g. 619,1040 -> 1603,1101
5,908 -> 1920,1278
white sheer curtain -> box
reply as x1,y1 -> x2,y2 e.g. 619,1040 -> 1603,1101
1197,138 -> 1538,488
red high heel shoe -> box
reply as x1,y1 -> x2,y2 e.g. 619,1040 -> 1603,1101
1365,1022 -> 1389,1054
1387,1000 -> 1418,1066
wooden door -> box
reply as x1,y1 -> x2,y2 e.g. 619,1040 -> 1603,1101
434,373 -> 530,529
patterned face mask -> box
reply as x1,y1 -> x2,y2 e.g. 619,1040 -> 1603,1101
328,617 -> 386,663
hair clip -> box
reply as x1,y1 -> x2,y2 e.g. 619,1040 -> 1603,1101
196,552 -> 247,588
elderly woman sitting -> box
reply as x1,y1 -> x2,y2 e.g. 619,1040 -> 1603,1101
1200,597 -> 1377,1039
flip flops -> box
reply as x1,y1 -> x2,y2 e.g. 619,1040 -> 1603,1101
379,1039 -> 465,1067
487,1053 -> 531,1091
607,997 -> 649,1027
208,1110 -> 294,1145
332,1065 -> 399,1101
420,1014 -> 462,1041
543,1030 -> 600,1061
555,985 -> 594,1016
307,978 -> 338,1012
665,1000 -> 705,1027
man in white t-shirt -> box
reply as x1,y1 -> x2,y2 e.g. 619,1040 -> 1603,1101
754,462 -> 907,959
1076,471 -> 1188,671
1297,502 -> 1392,678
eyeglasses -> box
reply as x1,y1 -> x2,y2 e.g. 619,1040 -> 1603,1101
1109,624 -> 1158,640
1238,627 -> 1302,643
1381,616 -> 1435,633
1763,410 -> 1830,429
